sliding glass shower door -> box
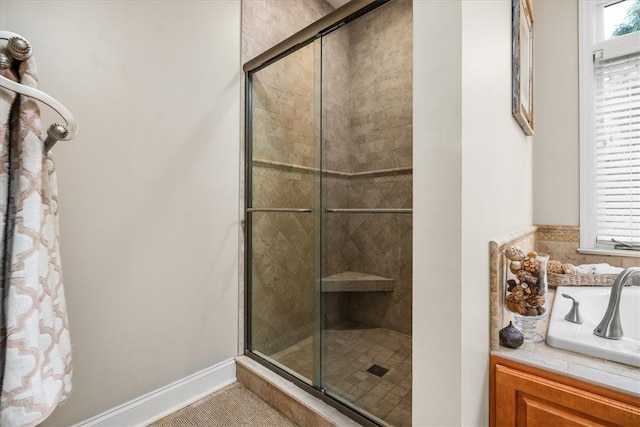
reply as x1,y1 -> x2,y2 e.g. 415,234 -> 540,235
245,1 -> 412,425
246,40 -> 322,386
319,2 -> 413,424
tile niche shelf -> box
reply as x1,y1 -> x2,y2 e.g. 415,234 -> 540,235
321,271 -> 394,292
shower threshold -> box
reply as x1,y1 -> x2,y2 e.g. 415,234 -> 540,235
322,271 -> 394,292
269,324 -> 412,426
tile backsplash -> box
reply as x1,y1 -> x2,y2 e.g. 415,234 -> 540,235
537,225 -> 640,269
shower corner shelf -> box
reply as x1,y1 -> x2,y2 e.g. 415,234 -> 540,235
321,271 -> 394,292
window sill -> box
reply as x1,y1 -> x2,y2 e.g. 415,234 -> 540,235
577,248 -> 640,258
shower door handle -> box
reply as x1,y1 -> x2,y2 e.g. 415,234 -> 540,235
246,208 -> 312,213
324,208 -> 412,214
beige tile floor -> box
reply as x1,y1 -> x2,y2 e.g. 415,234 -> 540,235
270,325 -> 412,426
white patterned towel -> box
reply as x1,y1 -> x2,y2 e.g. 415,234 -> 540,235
0,44 -> 72,427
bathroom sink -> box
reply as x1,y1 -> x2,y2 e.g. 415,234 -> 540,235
546,286 -> 640,367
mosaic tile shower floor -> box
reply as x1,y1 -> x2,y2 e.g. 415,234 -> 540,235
271,325 -> 412,426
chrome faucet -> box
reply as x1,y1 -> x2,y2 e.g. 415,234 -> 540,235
594,267 -> 640,340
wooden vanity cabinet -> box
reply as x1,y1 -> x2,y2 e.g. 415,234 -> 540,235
490,355 -> 640,426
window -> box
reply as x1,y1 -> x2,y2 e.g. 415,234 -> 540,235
579,0 -> 640,254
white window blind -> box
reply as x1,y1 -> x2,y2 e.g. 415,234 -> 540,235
593,50 -> 640,245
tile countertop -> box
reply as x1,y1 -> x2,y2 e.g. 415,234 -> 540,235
491,288 -> 640,398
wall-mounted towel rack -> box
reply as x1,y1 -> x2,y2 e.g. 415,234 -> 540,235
0,30 -> 78,151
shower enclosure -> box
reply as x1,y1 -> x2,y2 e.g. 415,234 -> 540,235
244,1 -> 412,425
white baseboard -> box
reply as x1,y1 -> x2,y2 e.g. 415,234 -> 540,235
74,358 -> 236,427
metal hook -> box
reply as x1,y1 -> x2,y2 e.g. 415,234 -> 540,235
0,31 -> 79,147
45,123 -> 70,152
7,36 -> 32,61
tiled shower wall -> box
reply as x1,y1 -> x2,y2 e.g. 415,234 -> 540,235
348,0 -> 413,174
250,167 -> 316,355
323,0 -> 413,335
242,0 -> 333,63
330,173 -> 412,335
244,0 -> 413,354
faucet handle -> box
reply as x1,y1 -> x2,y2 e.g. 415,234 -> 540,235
562,293 -> 583,324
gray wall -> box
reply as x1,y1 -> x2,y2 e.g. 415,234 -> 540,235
0,1 -> 241,424
532,0 -> 580,226
413,1 -> 534,425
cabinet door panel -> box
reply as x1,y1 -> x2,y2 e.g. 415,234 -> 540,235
495,364 -> 640,427
518,393 -> 615,426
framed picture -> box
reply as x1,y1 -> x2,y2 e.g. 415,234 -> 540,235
512,0 -> 534,136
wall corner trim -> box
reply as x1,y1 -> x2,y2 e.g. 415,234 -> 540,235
73,358 -> 237,427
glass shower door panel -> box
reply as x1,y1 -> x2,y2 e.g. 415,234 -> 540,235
320,1 -> 413,425
247,42 -> 321,385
